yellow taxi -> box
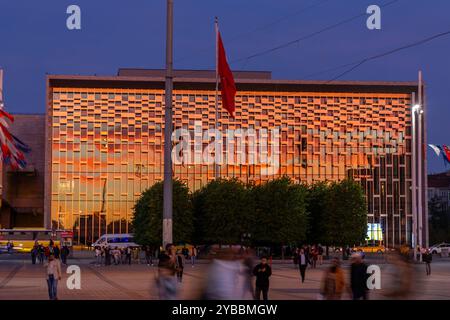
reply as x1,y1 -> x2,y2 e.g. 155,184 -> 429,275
352,242 -> 386,254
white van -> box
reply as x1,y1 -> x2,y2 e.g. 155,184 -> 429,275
92,234 -> 140,249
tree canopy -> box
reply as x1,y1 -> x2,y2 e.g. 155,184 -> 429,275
131,179 -> 193,246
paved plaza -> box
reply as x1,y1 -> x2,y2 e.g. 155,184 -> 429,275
0,253 -> 449,300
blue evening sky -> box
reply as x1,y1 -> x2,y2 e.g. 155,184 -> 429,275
0,0 -> 449,172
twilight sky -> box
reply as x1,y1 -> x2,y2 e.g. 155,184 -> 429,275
0,0 -> 449,173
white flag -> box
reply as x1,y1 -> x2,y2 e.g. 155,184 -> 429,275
428,144 -> 441,157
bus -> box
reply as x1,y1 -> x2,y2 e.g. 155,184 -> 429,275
91,234 -> 139,249
0,229 -> 72,253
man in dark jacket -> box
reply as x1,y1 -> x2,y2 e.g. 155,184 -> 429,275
253,257 -> 272,301
350,253 -> 369,300
298,248 -> 310,283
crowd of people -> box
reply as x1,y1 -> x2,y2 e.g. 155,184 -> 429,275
29,240 -> 66,300
18,239 -> 434,300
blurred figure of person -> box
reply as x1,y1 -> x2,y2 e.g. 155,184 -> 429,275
125,246 -> 132,265
298,248 -> 310,283
423,249 -> 432,276
45,254 -> 62,300
176,250 -> 185,283
317,244 -> 324,265
31,242 -> 38,265
95,246 -> 102,266
190,245 -> 198,267
132,246 -> 140,264
381,250 -> 413,299
252,257 -> 272,301
157,243 -> 177,299
61,244 -> 70,265
113,247 -> 121,265
311,245 -> 318,269
350,253 -> 368,300
182,245 -> 189,258
37,244 -> 45,264
61,245 -> 69,265
53,244 -> 60,260
293,248 -> 299,268
145,245 -> 154,266
203,246 -> 249,299
105,246 -> 111,266
6,240 -> 13,254
242,250 -> 256,299
320,257 -> 344,300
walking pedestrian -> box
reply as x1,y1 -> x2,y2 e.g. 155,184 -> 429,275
125,246 -> 132,265
95,246 -> 102,266
317,244 -> 324,265
253,257 -> 272,301
157,243 -> 177,299
176,250 -> 185,283
298,248 -> 310,283
422,248 -> 432,276
45,254 -> 62,300
311,245 -> 318,269
31,242 -> 38,265
37,244 -> 44,264
61,245 -> 69,265
145,245 -> 153,266
350,253 -> 369,300
190,245 -> 197,267
320,257 -> 345,300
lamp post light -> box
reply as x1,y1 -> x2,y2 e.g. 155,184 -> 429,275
162,0 -> 174,248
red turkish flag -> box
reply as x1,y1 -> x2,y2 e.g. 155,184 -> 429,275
217,31 -> 236,118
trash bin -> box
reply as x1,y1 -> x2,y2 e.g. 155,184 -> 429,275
441,248 -> 449,258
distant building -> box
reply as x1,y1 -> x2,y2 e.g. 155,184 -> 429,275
428,171 -> 450,211
0,114 -> 45,228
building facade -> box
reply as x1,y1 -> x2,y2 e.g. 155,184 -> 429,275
45,69 -> 427,247
0,114 -> 46,228
428,171 -> 450,211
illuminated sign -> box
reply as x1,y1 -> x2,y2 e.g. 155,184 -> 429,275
367,223 -> 383,241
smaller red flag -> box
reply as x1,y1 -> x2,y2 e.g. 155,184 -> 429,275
217,31 -> 236,118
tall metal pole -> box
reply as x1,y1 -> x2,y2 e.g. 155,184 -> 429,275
418,71 -> 423,258
163,0 -> 174,248
214,17 -> 220,180
411,92 -> 417,261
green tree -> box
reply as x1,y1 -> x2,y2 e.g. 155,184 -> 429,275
131,179 -> 193,246
306,181 -> 329,245
251,177 -> 308,246
193,179 -> 251,245
323,179 -> 367,248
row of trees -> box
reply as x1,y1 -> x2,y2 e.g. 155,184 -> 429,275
131,177 -> 368,248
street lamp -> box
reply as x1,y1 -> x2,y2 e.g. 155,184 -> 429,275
162,0 -> 174,248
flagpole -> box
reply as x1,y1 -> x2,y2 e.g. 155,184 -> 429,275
214,17 -> 220,180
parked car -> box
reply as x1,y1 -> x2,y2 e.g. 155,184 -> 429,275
429,243 -> 450,255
